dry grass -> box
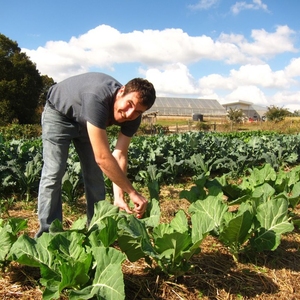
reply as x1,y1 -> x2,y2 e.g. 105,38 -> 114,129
155,116 -> 300,134
1,184 -> 300,300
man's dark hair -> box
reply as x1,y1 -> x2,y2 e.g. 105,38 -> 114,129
123,78 -> 156,109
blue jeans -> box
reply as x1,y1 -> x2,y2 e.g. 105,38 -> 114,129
36,103 -> 105,237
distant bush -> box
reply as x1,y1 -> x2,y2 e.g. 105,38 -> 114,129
137,123 -> 169,135
0,124 -> 42,141
265,105 -> 290,123
196,121 -> 211,131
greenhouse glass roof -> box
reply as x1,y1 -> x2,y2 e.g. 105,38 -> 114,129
146,97 -> 227,116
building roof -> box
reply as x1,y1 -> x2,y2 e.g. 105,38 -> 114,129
222,100 -> 268,117
222,100 -> 253,107
147,97 -> 227,116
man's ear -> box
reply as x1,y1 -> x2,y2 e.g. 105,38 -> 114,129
118,86 -> 125,96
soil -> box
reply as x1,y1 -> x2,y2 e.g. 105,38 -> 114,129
1,186 -> 300,300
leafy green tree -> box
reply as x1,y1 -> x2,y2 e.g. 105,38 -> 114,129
293,110 -> 300,117
265,105 -> 290,123
33,75 -> 56,122
39,75 -> 55,107
226,108 -> 246,124
0,34 -> 44,124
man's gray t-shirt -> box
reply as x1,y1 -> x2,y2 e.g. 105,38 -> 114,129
47,72 -> 141,137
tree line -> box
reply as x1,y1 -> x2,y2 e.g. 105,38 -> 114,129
0,33 -> 55,125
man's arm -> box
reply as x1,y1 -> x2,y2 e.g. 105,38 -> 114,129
111,132 -> 132,212
86,121 -> 147,217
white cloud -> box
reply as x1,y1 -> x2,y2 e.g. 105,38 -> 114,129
230,64 -> 291,88
23,24 -> 297,83
272,91 -> 300,111
243,26 -> 297,56
188,0 -> 219,10
21,24 -> 299,111
196,62 -> 300,110
25,26 -> 225,81
219,25 -> 297,61
224,85 -> 268,105
231,0 -> 269,15
145,63 -> 199,95
199,73 -> 235,90
199,63 -> 293,92
285,57 -> 300,78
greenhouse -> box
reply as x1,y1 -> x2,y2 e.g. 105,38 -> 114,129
222,100 -> 268,120
146,97 -> 227,117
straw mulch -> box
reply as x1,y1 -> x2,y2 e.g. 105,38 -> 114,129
1,194 -> 300,300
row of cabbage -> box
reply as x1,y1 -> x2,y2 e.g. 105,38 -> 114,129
1,131 -> 300,202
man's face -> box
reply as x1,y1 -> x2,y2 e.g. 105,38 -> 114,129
114,86 -> 147,123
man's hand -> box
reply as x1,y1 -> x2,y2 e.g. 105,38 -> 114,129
129,190 -> 148,218
114,190 -> 148,218
113,197 -> 132,214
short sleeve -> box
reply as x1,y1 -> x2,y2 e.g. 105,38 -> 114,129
120,116 -> 141,137
80,92 -> 112,129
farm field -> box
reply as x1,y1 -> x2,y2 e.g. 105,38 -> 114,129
1,185 -> 300,300
1,121 -> 300,299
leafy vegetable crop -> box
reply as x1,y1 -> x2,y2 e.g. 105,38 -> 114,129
1,130 -> 300,299
0,164 -> 298,299
181,164 -> 299,260
1,132 -> 300,201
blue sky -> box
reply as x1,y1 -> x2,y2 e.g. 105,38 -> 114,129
1,0 -> 300,111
